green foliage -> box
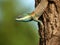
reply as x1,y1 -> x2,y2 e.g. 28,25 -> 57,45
0,0 -> 39,45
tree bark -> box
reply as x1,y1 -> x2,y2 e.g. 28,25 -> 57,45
35,0 -> 60,45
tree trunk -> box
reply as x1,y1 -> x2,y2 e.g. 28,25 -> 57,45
35,0 -> 60,45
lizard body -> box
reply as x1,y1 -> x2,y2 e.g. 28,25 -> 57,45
16,0 -> 48,22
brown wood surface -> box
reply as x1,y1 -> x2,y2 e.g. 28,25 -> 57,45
35,0 -> 60,45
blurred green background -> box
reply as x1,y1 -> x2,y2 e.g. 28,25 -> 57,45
0,0 -> 39,45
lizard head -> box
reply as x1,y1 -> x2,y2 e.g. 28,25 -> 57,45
16,14 -> 33,22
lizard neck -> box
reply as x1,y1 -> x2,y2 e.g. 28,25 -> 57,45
34,0 -> 48,19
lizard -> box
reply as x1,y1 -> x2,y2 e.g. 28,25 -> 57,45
16,0 -> 48,29
16,0 -> 48,28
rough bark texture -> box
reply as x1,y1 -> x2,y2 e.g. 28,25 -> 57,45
35,0 -> 60,45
